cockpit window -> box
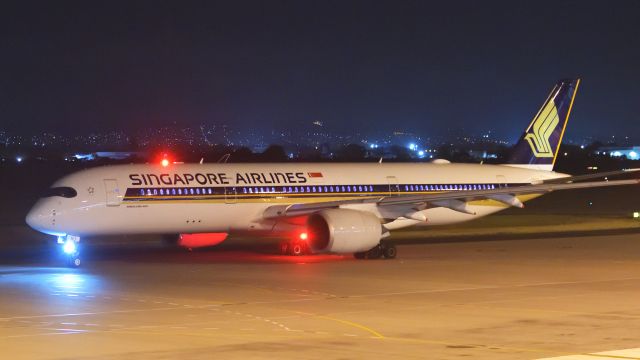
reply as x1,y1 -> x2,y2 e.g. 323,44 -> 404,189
43,187 -> 78,198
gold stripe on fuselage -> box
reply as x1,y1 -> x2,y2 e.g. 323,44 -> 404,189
122,192 -> 543,207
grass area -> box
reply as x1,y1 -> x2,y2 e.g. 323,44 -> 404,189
390,214 -> 640,240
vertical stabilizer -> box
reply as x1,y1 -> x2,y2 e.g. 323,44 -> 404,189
506,78 -> 580,171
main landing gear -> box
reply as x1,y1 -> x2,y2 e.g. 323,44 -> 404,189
278,238 -> 397,259
59,235 -> 81,267
353,241 -> 397,260
279,239 -> 310,256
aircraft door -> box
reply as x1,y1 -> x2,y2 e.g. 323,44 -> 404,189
386,176 -> 400,196
225,186 -> 237,204
496,175 -> 507,188
104,179 -> 122,207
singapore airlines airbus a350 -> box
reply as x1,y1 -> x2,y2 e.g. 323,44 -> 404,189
25,79 -> 639,266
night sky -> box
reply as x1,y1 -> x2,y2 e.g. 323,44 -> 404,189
1,0 -> 639,141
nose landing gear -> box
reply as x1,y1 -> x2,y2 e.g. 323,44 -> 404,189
353,241 -> 397,260
279,239 -> 310,256
59,235 -> 81,267
66,255 -> 81,267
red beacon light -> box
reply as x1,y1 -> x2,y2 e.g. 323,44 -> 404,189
299,232 -> 308,241
161,158 -> 170,167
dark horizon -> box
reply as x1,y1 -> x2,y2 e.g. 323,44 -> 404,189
1,0 -> 639,142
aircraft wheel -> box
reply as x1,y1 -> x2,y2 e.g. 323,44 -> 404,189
290,242 -> 305,256
279,241 -> 290,255
66,256 -> 81,267
382,244 -> 397,259
365,245 -> 382,259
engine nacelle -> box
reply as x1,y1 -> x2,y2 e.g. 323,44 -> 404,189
307,209 -> 382,254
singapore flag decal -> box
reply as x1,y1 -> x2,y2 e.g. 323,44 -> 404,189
308,172 -> 324,182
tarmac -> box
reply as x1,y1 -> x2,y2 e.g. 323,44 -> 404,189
2,232 -> 640,359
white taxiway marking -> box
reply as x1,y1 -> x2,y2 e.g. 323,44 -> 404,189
348,277 -> 640,298
538,348 -> 640,359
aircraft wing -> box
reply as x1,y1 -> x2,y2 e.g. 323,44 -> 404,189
262,178 -> 640,219
537,168 -> 640,184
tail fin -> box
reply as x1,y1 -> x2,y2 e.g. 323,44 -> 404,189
506,78 -> 580,171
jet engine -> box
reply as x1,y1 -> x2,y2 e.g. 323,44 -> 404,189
307,209 -> 382,253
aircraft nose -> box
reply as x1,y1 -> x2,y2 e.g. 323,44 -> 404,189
25,201 -> 55,233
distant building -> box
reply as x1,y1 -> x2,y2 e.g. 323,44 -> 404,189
468,150 -> 498,160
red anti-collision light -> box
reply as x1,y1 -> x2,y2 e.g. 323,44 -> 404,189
161,158 -> 170,167
299,232 -> 308,241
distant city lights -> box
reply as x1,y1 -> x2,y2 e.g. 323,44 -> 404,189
74,153 -> 95,160
2,125 -> 640,164
599,147 -> 640,160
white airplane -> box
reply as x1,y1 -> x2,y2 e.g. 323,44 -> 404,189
26,79 -> 639,266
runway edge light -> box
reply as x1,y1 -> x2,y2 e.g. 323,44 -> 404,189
634,212 -> 639,219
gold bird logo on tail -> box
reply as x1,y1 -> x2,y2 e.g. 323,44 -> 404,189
523,100 -> 559,158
